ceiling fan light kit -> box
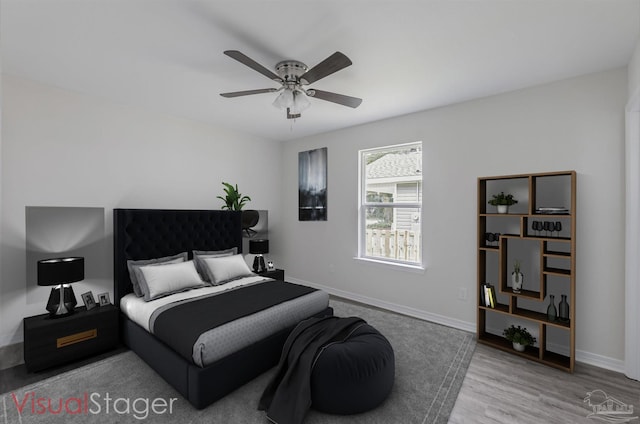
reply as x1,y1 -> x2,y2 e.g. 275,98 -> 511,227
220,50 -> 362,119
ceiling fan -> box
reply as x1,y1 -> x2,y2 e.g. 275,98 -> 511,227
220,50 -> 362,119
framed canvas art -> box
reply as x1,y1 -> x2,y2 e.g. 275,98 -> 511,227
299,147 -> 327,221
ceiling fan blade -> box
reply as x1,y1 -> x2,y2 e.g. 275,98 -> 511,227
220,88 -> 278,98
308,89 -> 362,108
224,50 -> 282,82
300,52 -> 352,85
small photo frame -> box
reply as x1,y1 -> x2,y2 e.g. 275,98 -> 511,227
97,292 -> 111,307
81,291 -> 97,310
267,261 -> 275,271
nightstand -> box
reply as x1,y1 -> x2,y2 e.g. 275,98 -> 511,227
259,268 -> 285,281
23,304 -> 119,372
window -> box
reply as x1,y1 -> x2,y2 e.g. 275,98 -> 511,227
358,142 -> 422,266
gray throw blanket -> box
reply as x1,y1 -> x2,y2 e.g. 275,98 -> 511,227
258,315 -> 366,424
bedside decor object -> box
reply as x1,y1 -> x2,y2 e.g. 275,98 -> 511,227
511,260 -> 523,293
97,292 -> 111,306
547,294 -> 557,322
81,291 -> 97,310
558,294 -> 570,322
37,257 -> 84,317
503,325 -> 536,352
267,261 -> 275,271
487,191 -> 518,214
250,239 -> 269,273
217,182 -> 251,211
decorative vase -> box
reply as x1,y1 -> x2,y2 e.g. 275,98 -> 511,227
512,342 -> 526,352
497,205 -> 509,214
511,271 -> 523,293
547,295 -> 557,322
558,294 -> 569,322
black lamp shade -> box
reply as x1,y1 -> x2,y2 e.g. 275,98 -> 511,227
249,239 -> 269,255
38,257 -> 84,286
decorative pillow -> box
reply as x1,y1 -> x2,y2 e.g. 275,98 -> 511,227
202,254 -> 254,286
127,252 -> 188,297
138,260 -> 205,301
193,248 -> 238,283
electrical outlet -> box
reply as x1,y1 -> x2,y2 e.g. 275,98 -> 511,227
458,287 -> 468,301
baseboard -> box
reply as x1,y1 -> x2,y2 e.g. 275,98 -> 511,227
0,342 -> 24,370
288,277 -> 476,334
291,278 -> 626,374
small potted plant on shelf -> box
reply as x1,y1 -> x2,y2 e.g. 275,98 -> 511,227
488,192 -> 518,214
503,325 -> 536,352
217,182 -> 251,211
512,260 -> 523,293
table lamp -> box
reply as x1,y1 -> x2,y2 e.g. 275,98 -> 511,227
37,257 -> 84,318
249,239 -> 269,273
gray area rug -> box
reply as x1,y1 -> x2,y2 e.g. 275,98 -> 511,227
0,299 -> 475,423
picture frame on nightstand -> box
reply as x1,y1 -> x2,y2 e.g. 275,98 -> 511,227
81,291 -> 97,310
97,292 -> 111,306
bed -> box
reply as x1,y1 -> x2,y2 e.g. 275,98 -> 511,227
113,208 -> 333,409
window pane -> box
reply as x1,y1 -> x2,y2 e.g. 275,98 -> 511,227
364,207 -> 420,263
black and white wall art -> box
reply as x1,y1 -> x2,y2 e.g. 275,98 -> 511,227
298,147 -> 328,221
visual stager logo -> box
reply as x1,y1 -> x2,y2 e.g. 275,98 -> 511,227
2,391 -> 178,421
584,389 -> 638,423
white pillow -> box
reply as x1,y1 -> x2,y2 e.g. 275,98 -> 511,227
192,248 -> 238,283
203,254 -> 254,286
138,260 -> 205,301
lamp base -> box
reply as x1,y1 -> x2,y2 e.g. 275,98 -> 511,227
252,255 -> 267,273
46,284 -> 77,318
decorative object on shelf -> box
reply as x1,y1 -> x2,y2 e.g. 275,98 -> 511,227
241,210 -> 260,237
547,294 -> 557,322
267,261 -> 275,271
503,325 -> 536,352
81,291 -> 97,310
484,232 -> 501,247
487,192 -> 518,214
531,220 -> 542,236
97,292 -> 111,306
535,206 -> 569,215
37,257 -> 84,317
250,239 -> 269,273
558,294 -> 570,322
217,182 -> 251,210
482,283 -> 496,308
511,260 -> 523,293
554,221 -> 563,238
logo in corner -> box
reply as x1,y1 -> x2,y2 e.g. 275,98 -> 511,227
584,389 -> 638,423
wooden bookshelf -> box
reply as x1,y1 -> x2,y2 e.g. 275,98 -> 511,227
477,170 -> 576,372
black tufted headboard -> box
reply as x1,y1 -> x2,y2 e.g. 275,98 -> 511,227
113,209 -> 242,305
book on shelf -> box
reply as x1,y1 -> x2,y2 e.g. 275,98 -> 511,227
482,283 -> 497,308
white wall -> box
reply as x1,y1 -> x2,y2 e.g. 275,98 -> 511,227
281,68 -> 627,367
0,74 -> 282,346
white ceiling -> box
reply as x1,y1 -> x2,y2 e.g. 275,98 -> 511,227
2,0 -> 639,141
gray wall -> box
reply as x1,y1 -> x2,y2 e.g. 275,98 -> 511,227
0,75 -> 283,346
280,68 -> 627,369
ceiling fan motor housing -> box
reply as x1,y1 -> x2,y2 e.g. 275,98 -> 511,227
275,60 -> 308,83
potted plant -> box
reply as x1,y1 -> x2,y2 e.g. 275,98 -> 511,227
512,260 -> 523,293
217,182 -> 251,211
503,325 -> 536,352
488,191 -> 518,214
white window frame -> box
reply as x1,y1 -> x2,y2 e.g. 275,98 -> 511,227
357,141 -> 423,268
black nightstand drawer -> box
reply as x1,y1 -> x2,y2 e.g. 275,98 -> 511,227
24,305 -> 119,372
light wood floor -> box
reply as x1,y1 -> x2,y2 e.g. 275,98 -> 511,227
449,344 -> 640,423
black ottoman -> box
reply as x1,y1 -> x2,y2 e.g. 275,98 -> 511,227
310,323 -> 395,414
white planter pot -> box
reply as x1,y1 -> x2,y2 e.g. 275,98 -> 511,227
497,205 -> 509,214
513,342 -> 526,352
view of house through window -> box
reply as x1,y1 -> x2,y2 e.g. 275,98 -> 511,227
359,142 -> 422,265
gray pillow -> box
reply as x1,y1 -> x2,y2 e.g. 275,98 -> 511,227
127,252 -> 188,297
202,254 -> 254,286
193,248 -> 237,283
137,260 -> 205,301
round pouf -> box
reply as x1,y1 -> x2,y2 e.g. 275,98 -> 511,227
310,323 -> 395,415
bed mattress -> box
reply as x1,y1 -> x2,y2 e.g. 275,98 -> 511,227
120,276 -> 329,367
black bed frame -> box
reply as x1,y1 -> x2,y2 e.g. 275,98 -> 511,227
113,209 -> 332,409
